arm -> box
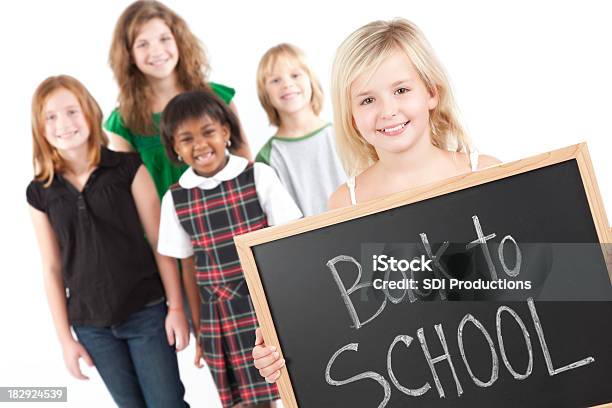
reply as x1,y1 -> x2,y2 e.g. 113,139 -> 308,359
131,165 -> 189,351
254,163 -> 302,225
107,131 -> 135,153
180,257 -> 200,334
180,256 -> 205,368
229,101 -> 253,160
29,206 -> 93,380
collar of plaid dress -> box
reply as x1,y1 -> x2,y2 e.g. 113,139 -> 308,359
179,153 -> 247,190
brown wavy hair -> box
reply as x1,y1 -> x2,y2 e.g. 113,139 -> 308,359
109,0 -> 211,135
31,75 -> 108,187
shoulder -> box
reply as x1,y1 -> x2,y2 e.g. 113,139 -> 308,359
166,181 -> 188,204
26,179 -> 46,211
253,161 -> 276,178
26,178 -> 44,192
104,108 -> 134,143
103,148 -> 143,181
327,183 -> 352,210
160,188 -> 176,208
255,137 -> 275,164
168,181 -> 183,193
108,148 -> 142,166
476,153 -> 502,170
104,108 -> 124,130
253,162 -> 285,196
209,82 -> 236,104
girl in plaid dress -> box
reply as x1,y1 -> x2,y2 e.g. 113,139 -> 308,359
157,90 -> 302,407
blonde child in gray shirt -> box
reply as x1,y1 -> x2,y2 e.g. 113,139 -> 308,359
255,43 -> 345,216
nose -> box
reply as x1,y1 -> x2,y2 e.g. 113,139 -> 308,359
149,40 -> 163,57
56,112 -> 70,132
193,133 -> 208,150
281,75 -> 294,88
380,96 -> 398,119
380,96 -> 398,120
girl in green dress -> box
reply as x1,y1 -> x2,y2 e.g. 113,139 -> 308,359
105,1 -> 253,354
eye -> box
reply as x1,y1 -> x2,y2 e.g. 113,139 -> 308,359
395,87 -> 410,95
292,72 -> 301,78
178,135 -> 193,144
161,35 -> 172,42
360,97 -> 375,106
135,41 -> 147,49
269,78 -> 280,84
45,114 -> 57,121
67,109 -> 79,116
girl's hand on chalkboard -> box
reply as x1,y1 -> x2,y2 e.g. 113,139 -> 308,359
194,341 -> 204,368
253,327 -> 284,383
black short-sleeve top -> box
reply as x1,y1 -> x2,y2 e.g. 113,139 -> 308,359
26,147 -> 164,326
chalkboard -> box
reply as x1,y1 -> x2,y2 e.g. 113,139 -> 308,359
235,143 -> 612,408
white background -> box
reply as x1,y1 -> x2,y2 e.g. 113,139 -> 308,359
1,1 -> 611,407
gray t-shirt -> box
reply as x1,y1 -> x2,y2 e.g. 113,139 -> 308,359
255,124 -> 346,216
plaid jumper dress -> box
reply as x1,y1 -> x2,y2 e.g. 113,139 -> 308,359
170,164 -> 279,407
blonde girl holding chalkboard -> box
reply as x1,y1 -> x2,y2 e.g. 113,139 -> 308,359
253,18 -> 500,383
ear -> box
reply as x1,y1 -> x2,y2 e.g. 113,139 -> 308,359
172,137 -> 182,157
428,85 -> 440,110
221,123 -> 231,142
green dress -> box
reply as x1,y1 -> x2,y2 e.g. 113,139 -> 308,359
104,82 -> 235,198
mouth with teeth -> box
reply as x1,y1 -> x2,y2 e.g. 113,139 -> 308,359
281,91 -> 300,100
149,58 -> 169,67
56,130 -> 78,139
194,151 -> 215,165
377,121 -> 410,136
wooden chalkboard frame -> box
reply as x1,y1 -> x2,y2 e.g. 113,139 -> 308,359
235,143 -> 611,408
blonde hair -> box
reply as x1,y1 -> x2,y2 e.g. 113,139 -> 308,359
331,18 -> 471,176
109,0 -> 211,135
31,75 -> 108,187
256,43 -> 324,127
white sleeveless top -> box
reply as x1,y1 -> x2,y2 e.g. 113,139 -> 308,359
346,150 -> 480,205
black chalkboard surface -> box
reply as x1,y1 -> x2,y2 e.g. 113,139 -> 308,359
235,144 -> 611,408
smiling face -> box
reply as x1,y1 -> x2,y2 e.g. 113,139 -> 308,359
172,115 -> 230,177
43,88 -> 90,155
350,50 -> 438,156
132,18 -> 179,82
264,56 -> 313,117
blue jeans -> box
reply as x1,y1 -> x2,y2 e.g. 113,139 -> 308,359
73,302 -> 189,408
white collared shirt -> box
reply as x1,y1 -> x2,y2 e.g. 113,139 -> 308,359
158,154 -> 302,258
